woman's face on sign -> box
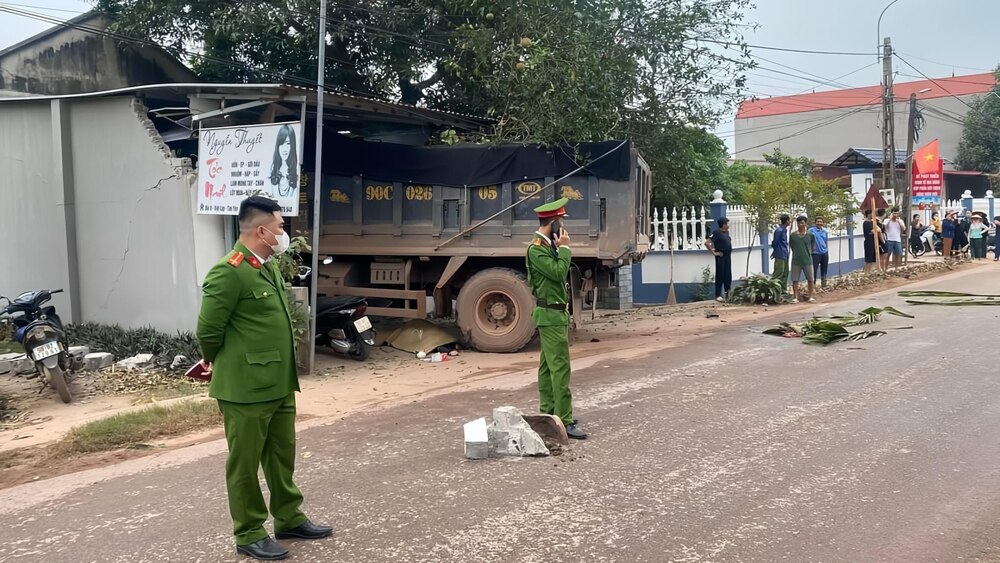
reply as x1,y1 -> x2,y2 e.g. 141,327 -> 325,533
279,138 -> 291,161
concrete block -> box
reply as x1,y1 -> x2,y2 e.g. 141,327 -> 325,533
463,417 -> 489,460
116,353 -> 153,371
170,355 -> 189,370
83,352 -> 114,371
523,414 -> 570,446
68,346 -> 90,359
487,406 -> 549,457
0,352 -> 23,375
13,356 -> 37,375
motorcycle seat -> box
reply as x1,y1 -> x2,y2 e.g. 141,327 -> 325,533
317,295 -> 366,314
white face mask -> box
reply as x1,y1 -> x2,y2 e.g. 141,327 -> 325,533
264,228 -> 290,255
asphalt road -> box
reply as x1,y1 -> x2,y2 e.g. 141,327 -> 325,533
4,266 -> 1000,563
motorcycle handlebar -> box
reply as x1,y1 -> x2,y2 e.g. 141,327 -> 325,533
51,289 -> 64,294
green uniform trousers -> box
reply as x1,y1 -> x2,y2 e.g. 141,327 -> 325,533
537,325 -> 574,425
772,258 -> 789,292
218,393 -> 307,546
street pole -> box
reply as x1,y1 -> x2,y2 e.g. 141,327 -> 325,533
902,92 -> 917,264
308,0 -> 327,375
880,37 -> 896,201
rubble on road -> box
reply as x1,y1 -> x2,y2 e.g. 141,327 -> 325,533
464,407 -> 553,459
115,354 -> 154,371
463,417 -> 489,460
83,352 -> 114,372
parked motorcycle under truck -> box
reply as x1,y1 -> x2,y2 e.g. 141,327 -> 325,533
1,289 -> 73,403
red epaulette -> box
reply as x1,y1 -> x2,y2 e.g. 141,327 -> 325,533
227,251 -> 244,268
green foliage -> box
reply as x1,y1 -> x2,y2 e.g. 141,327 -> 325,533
641,124 -> 731,208
98,0 -> 755,149
690,266 -> 714,302
729,274 -> 783,305
957,74 -> 1000,172
66,323 -> 202,368
274,235 -> 311,284
762,149 -> 814,177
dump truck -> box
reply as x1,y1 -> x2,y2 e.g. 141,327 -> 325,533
303,137 -> 651,353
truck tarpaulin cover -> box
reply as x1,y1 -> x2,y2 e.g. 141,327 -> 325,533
321,135 -> 631,186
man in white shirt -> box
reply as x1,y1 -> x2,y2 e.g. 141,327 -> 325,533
884,207 -> 906,268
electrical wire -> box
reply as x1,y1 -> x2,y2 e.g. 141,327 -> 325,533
895,53 -> 994,74
731,104 -> 877,157
698,37 -> 876,57
894,53 -> 977,111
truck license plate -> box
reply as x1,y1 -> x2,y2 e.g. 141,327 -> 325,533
32,342 -> 61,361
353,316 -> 372,333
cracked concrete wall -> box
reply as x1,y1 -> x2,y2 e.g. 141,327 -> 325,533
0,96 -> 227,332
0,101 -> 75,317
68,96 -> 221,332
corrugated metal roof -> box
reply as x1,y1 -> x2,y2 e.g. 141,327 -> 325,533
738,73 -> 996,119
0,82 -> 492,129
829,148 -> 908,168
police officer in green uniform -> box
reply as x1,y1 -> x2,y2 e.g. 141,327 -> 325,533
527,197 -> 587,439
197,196 -> 332,561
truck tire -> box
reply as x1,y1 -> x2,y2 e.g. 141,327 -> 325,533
456,268 -> 536,353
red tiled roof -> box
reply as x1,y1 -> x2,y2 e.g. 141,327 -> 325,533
737,73 -> 996,119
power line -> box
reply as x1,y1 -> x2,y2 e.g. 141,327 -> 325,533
895,53 -> 994,74
731,104 -> 875,157
0,1 -> 83,14
894,53 -> 977,111
699,38 -> 876,57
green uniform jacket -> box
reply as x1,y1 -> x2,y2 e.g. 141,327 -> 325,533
197,242 -> 299,404
526,234 -> 572,327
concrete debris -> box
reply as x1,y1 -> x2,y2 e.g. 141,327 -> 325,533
0,352 -> 23,375
115,353 -> 153,371
463,417 -> 489,460
83,352 -> 114,372
487,406 -> 549,457
12,355 -> 37,375
170,355 -> 189,370
523,414 -> 570,446
68,346 -> 90,359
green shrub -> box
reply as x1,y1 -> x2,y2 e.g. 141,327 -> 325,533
65,323 -> 201,370
729,274 -> 784,305
690,266 -> 714,302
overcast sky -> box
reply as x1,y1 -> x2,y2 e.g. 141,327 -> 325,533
2,0 -> 999,155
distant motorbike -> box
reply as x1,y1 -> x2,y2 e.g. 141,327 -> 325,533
1,289 -> 72,403
315,295 -> 376,361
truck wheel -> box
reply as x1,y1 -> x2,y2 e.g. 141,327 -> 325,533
457,268 -> 536,353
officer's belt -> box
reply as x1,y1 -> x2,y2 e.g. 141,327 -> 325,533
536,300 -> 568,311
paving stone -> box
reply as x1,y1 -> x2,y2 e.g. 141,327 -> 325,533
488,406 -> 549,457
83,352 -> 114,371
463,417 -> 489,460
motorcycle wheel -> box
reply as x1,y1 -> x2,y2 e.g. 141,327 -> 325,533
348,328 -> 371,362
910,244 -> 926,257
43,365 -> 72,403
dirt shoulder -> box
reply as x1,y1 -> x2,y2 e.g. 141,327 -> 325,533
0,259 -> 982,489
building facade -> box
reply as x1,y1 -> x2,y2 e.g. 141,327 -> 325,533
735,73 -> 995,165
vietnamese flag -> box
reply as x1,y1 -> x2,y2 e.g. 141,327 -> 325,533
913,139 -> 941,174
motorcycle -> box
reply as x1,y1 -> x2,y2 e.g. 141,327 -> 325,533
315,295 -> 376,361
908,226 -> 933,257
1,289 -> 73,403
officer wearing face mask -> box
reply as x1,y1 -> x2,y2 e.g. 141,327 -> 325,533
197,196 -> 332,561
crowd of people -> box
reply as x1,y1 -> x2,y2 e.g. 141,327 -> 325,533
705,205 -> 1000,305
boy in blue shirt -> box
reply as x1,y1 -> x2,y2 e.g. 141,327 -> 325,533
809,217 -> 830,289
771,214 -> 790,293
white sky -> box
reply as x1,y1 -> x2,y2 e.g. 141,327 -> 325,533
2,0 -> 998,157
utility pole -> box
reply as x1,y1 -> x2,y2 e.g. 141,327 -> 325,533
902,92 -> 917,264
880,37 -> 897,203
308,0 -> 327,375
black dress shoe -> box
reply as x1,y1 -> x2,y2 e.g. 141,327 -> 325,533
276,519 -> 334,540
565,423 -> 588,440
236,537 -> 288,560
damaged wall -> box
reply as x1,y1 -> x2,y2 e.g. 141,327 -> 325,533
0,96 -> 226,332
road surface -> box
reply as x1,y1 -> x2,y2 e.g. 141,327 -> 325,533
3,266 -> 1000,563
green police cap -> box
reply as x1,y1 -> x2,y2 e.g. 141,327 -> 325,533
534,197 -> 569,218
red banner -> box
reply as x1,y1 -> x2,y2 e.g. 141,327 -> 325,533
912,139 -> 943,206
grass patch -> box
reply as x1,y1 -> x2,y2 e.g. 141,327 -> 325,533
52,400 -> 221,456
0,340 -> 22,355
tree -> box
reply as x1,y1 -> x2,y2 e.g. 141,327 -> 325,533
96,0 -> 754,147
762,149 -> 813,177
637,123 -> 731,209
957,75 -> 1000,173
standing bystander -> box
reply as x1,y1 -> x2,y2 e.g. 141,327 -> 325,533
771,214 -> 790,294
788,216 -> 817,303
808,217 -> 830,289
705,217 -> 733,302
884,208 -> 906,268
